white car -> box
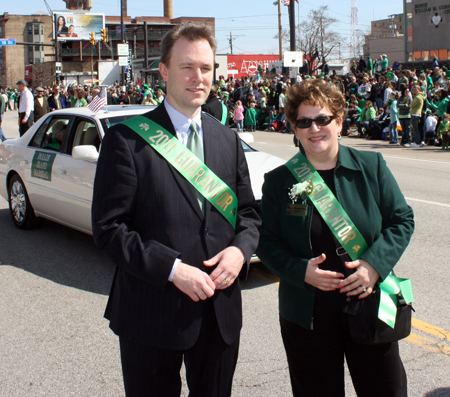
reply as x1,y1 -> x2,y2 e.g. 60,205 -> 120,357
0,105 -> 285,234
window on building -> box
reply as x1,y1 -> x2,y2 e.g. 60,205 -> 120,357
413,51 -> 422,61
28,26 -> 32,34
408,53 -> 413,62
34,26 -> 39,35
422,51 -> 429,61
35,45 -> 40,51
406,13 -> 412,42
40,25 -> 44,34
439,49 -> 447,60
29,45 -> 33,51
430,50 -> 438,59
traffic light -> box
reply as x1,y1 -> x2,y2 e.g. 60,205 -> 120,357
101,29 -> 107,43
89,32 -> 95,45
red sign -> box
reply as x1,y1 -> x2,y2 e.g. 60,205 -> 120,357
25,65 -> 33,81
227,54 -> 280,79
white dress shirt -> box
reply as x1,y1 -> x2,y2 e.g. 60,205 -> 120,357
18,88 -> 34,121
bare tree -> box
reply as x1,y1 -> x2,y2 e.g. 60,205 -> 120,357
275,6 -> 346,74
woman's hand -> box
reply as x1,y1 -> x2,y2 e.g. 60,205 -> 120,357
338,259 -> 379,299
305,254 -> 345,291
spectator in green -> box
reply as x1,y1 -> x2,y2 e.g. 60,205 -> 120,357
74,89 -> 88,107
356,100 -> 376,137
380,54 -> 389,72
410,85 -> 426,146
244,101 -> 257,132
398,86 -> 412,146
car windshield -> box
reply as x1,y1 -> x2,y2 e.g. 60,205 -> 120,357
100,115 -> 255,153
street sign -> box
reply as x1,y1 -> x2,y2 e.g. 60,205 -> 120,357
0,38 -> 16,46
118,56 -> 128,66
55,62 -> 62,74
283,51 -> 303,67
117,43 -> 129,56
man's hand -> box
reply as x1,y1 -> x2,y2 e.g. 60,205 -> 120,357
21,119 -> 27,124
172,262 -> 215,302
204,246 -> 245,290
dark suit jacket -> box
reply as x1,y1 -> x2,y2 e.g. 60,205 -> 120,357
92,103 -> 260,350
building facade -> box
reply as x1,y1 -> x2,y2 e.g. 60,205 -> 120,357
405,0 -> 450,62
0,12 -> 54,88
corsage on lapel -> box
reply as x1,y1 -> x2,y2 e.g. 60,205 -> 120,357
286,179 -> 314,217
288,179 -> 314,204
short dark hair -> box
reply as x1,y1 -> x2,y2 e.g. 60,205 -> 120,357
160,23 -> 216,67
285,79 -> 345,124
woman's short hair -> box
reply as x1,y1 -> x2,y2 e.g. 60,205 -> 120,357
161,23 -> 216,67
285,79 -> 345,124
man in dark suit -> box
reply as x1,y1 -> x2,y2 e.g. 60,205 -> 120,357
92,23 -> 260,397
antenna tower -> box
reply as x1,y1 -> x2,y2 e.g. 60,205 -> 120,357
350,0 -> 359,58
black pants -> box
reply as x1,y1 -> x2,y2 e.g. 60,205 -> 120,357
280,310 -> 407,397
19,111 -> 34,137
119,300 -> 240,397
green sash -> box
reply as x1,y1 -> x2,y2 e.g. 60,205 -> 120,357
121,116 -> 238,229
220,103 -> 228,125
285,152 -> 413,328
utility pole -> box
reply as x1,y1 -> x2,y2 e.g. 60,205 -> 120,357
121,0 -> 126,85
54,14 -> 59,84
229,32 -> 233,54
278,0 -> 283,59
289,0 -> 296,85
320,16 -> 324,65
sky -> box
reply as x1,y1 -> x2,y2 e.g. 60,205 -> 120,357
6,0 -> 404,58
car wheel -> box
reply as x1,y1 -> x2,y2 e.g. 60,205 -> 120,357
8,174 -> 43,229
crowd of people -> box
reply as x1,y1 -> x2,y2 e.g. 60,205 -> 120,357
2,54 -> 450,150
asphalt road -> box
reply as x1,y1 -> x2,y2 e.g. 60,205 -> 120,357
1,109 -> 450,396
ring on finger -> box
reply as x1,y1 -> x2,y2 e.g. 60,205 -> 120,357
361,286 -> 367,292
224,278 -> 230,285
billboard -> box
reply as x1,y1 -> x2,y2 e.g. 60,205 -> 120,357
227,54 -> 280,79
53,12 -> 105,41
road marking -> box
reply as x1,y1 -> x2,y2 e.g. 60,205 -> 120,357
412,318 -> 450,340
384,155 -> 450,165
405,197 -> 450,208
406,333 -> 450,357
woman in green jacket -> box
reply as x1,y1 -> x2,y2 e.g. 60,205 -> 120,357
257,79 -> 414,397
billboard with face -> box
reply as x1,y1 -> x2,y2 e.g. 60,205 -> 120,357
53,12 -> 105,41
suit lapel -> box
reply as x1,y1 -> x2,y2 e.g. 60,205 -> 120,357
146,104 -> 203,221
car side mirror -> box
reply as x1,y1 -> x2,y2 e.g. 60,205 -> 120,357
72,145 -> 99,161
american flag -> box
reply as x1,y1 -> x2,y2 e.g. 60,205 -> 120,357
284,0 -> 298,5
87,87 -> 107,113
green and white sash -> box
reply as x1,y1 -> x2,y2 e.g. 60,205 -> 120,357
285,152 -> 414,328
121,116 -> 238,229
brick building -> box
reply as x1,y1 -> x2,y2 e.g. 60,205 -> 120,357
0,0 -> 214,88
0,12 -> 54,88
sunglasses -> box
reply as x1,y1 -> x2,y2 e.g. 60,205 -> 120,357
294,115 -> 337,129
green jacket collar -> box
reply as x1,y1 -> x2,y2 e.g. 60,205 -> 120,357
336,144 -> 362,172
